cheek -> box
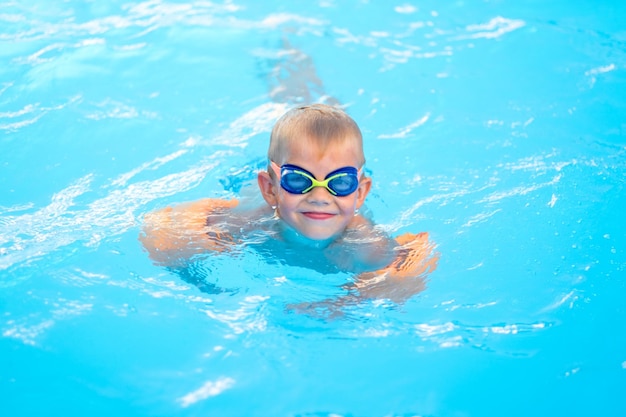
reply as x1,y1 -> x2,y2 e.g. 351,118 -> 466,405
277,192 -> 301,211
337,196 -> 358,214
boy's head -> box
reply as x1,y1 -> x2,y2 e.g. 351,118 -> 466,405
267,104 -> 365,167
258,104 -> 372,241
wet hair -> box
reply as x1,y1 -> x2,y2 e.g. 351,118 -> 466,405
267,104 -> 365,167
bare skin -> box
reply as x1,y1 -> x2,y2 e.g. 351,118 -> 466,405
139,194 -> 439,305
140,41 -> 439,306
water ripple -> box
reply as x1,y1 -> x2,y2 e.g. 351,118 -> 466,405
0,158 -> 219,272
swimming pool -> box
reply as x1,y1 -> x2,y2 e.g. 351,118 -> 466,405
2,0 -> 625,416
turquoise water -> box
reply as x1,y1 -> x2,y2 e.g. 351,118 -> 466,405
2,1 -> 626,416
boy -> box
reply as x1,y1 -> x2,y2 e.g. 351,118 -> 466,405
140,104 -> 437,302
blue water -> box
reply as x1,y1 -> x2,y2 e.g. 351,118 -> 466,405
2,1 -> 625,416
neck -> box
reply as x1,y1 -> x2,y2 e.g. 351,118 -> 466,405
278,221 -> 336,249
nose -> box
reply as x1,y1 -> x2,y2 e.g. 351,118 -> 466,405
306,185 -> 333,204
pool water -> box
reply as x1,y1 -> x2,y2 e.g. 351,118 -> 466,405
2,1 -> 625,416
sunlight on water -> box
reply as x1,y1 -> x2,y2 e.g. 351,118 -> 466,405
1,1 -> 625,416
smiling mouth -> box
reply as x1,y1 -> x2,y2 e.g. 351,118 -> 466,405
302,212 -> 335,220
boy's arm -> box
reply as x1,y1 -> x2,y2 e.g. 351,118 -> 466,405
352,232 -> 439,303
139,198 -> 239,266
287,232 -> 439,318
324,214 -> 397,272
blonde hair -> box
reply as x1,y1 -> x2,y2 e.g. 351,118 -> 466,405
268,104 -> 365,167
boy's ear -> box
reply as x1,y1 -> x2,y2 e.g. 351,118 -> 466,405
257,171 -> 279,207
355,176 -> 372,209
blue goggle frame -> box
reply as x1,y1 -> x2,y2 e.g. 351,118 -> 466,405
271,161 -> 361,197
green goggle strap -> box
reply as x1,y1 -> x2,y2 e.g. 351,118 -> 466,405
294,168 -> 347,196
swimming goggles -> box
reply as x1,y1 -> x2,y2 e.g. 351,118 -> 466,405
270,161 -> 361,196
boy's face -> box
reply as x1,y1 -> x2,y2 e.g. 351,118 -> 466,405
258,137 -> 371,241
